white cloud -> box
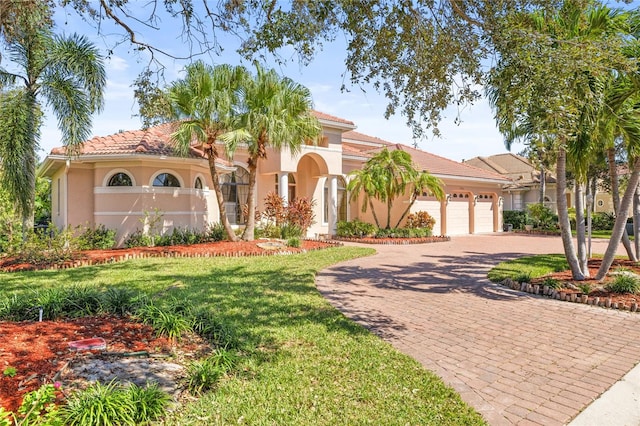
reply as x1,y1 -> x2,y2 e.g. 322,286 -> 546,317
106,55 -> 129,73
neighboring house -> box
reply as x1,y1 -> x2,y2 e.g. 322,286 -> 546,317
464,153 -> 559,213
40,111 -> 509,246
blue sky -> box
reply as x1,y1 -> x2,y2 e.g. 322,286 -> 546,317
39,3 -> 513,162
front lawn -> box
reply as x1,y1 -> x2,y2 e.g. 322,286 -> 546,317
1,246 -> 485,425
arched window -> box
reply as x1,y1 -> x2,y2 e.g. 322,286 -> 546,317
107,172 -> 132,187
324,176 -> 347,223
153,173 -> 181,187
221,167 -> 249,224
195,177 -> 203,190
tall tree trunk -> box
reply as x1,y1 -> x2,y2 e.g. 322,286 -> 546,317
369,199 -> 381,228
386,199 -> 392,229
539,166 -> 546,204
206,150 -> 239,242
395,191 -> 418,229
635,183 -> 640,259
556,147 -> 585,280
596,157 -> 640,280
606,147 -> 635,260
242,157 -> 258,241
574,183 -> 589,277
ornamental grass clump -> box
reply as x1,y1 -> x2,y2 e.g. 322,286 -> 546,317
607,273 -> 640,294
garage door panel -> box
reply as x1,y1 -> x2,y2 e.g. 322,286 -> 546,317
412,200 -> 442,236
447,200 -> 469,235
475,200 -> 494,233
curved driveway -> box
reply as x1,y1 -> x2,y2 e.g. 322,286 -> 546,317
316,234 -> 640,425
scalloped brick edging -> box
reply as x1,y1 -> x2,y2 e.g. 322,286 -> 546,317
333,236 -> 451,245
499,278 -> 640,312
0,239 -> 343,273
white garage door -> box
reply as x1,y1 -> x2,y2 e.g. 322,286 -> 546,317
474,198 -> 494,233
412,199 -> 442,236
447,198 -> 470,235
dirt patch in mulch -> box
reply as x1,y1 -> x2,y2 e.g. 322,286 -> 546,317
0,315 -> 196,413
530,258 -> 640,309
0,239 -> 339,273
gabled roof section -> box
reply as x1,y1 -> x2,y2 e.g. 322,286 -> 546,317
311,110 -> 356,130
464,153 -> 556,184
386,144 -> 509,183
342,130 -> 395,147
49,123 -> 204,159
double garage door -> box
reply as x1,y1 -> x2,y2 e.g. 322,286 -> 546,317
413,196 -> 496,236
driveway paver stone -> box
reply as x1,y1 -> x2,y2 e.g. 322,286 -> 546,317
316,234 -> 638,425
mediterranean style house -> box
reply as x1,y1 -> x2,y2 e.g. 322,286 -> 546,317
40,111 -> 509,246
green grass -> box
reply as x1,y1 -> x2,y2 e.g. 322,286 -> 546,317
1,247 -> 485,425
487,254 -> 569,283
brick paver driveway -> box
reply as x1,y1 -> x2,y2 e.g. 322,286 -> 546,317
316,234 -> 640,425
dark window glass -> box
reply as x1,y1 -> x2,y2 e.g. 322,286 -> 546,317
153,173 -> 180,187
195,177 -> 203,189
108,172 -> 132,187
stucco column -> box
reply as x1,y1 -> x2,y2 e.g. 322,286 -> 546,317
278,172 -> 289,205
328,175 -> 338,236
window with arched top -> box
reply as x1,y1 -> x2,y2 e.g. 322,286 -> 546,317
221,167 -> 249,224
153,173 -> 181,187
195,177 -> 203,190
107,172 -> 133,187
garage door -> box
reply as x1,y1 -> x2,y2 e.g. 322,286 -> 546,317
412,199 -> 442,236
474,197 -> 494,233
447,198 -> 470,235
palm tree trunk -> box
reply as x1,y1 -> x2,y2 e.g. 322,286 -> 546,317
206,152 -> 239,242
635,184 -> 640,258
395,191 -> 418,229
596,157 -> 640,280
556,146 -> 585,280
574,183 -> 589,277
369,199 -> 381,228
386,199 -> 392,229
606,147 -> 635,260
539,166 -> 546,204
242,157 -> 258,241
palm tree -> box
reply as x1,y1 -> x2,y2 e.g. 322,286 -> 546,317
0,20 -> 105,237
166,61 -> 249,242
394,169 -> 445,229
487,1 -> 634,280
347,147 -> 444,229
222,64 -> 321,241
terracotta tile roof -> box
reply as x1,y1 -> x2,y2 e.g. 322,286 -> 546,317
342,130 -> 395,146
311,110 -> 355,127
380,144 -> 509,182
341,143 -> 372,157
49,123 -> 208,159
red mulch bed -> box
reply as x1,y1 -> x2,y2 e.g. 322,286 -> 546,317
531,258 -> 640,309
0,239 -> 339,273
0,315 -> 176,413
0,239 -> 339,412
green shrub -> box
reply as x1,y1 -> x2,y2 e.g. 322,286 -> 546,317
542,277 -> 562,289
336,219 -> 376,238
286,237 -> 301,248
100,288 -> 139,316
126,382 -> 170,424
206,222 -> 226,242
503,210 -> 527,230
136,302 -> 191,342
185,349 -> 237,395
76,224 -> 116,250
123,229 -> 152,248
280,224 -> 302,239
527,204 -> 557,229
591,212 -> 615,231
62,380 -> 135,426
607,274 -> 640,294
189,309 -> 238,348
515,272 -> 532,283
